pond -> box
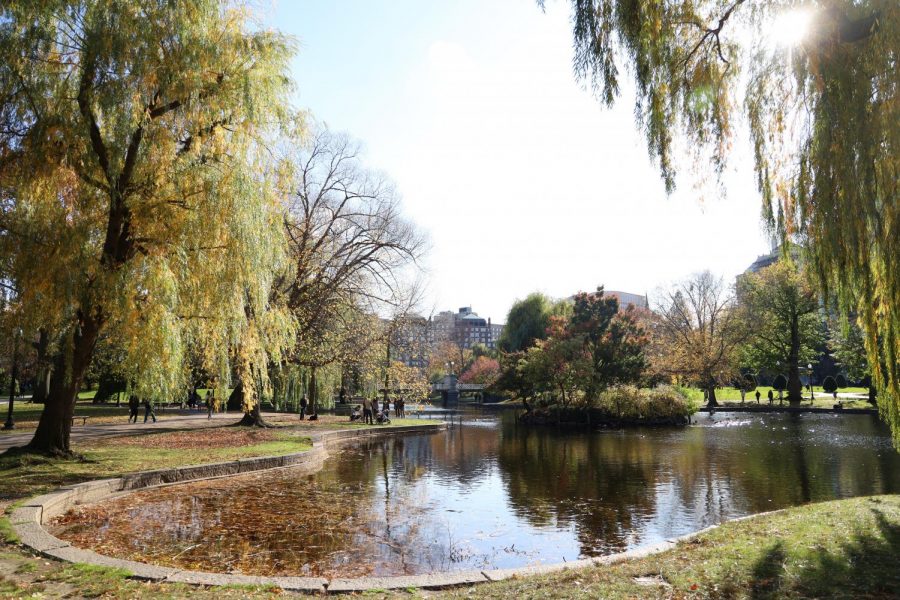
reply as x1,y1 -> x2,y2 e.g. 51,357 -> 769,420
52,411 -> 900,577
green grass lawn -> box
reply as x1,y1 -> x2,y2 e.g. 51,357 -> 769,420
1,398 -> 136,433
684,386 -> 873,409
0,429 -> 312,501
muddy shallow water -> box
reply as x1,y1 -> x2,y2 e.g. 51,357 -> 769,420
53,411 -> 900,577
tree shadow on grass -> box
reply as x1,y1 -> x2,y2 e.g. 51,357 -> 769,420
749,541 -> 786,599
0,451 -> 94,502
748,503 -> 900,599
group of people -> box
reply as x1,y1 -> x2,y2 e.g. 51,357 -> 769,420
127,395 -> 157,423
350,396 -> 407,425
185,388 -> 218,418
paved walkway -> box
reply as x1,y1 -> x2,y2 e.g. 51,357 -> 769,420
0,411 -> 274,452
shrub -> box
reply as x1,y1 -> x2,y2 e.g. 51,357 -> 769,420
595,385 -> 697,421
835,374 -> 848,389
742,373 -> 758,391
822,376 -> 838,394
772,374 -> 788,391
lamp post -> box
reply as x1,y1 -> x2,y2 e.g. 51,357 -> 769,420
4,329 -> 21,430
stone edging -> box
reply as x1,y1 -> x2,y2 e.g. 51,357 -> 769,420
10,424 -> 781,593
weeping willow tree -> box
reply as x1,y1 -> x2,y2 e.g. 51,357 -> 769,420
551,1 -> 899,440
0,1 -> 297,454
271,362 -> 343,412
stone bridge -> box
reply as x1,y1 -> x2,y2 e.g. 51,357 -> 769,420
431,375 -> 485,406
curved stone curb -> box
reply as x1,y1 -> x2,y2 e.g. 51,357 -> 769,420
10,424 -> 784,593
10,423 -> 443,592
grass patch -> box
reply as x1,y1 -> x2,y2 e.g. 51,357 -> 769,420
13,562 -> 36,574
57,562 -> 133,581
688,386 -> 873,409
0,428 -> 312,501
0,517 -> 19,544
1,399 -> 142,432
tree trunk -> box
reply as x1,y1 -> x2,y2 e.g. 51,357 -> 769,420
24,314 -> 102,456
227,380 -> 242,412
787,317 -> 803,406
236,401 -> 269,427
706,384 -> 719,408
233,381 -> 270,427
310,365 -> 318,415
868,385 -> 877,406
32,367 -> 51,404
31,329 -> 52,404
384,340 -> 390,406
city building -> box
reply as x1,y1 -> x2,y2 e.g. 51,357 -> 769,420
604,290 -> 649,310
391,306 -> 505,368
566,290 -> 649,310
432,306 -> 504,350
744,243 -> 802,275
390,315 -> 430,369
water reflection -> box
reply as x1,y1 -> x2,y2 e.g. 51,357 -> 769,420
54,412 -> 900,576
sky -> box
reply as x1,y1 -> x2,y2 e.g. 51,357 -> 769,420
264,0 -> 773,323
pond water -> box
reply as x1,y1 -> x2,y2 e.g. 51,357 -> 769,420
53,411 -> 900,577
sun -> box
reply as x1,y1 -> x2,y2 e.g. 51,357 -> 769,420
769,8 -> 814,48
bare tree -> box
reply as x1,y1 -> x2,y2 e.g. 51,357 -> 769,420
260,125 -> 428,419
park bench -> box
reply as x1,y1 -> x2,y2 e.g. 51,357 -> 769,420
71,415 -> 92,426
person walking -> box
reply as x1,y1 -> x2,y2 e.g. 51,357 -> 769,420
299,394 -> 309,420
362,397 -> 373,425
767,389 -> 774,405
128,394 -> 140,423
142,398 -> 156,423
382,396 -> 390,418
755,389 -> 761,404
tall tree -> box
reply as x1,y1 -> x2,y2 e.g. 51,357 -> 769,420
0,1 -> 295,454
520,317 -> 592,410
551,0 -> 898,438
570,288 -> 647,399
498,292 -> 570,353
459,355 -> 501,387
276,124 -> 426,417
738,261 -> 823,405
513,289 -> 646,409
426,340 -> 473,382
650,272 -> 748,407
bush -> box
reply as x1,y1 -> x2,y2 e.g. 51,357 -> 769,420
741,373 -> 757,392
595,385 -> 697,421
822,376 -> 838,394
772,374 -> 788,391
835,374 -> 848,389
